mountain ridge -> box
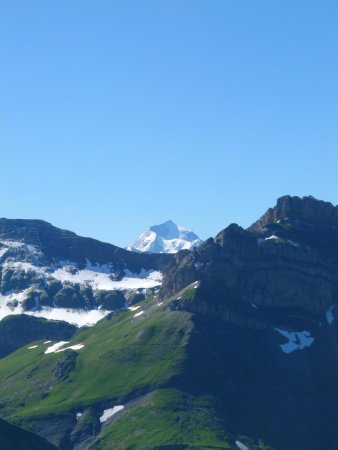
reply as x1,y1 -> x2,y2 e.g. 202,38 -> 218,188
0,218 -> 172,327
1,194 -> 338,449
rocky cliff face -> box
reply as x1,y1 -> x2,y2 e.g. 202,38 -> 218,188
160,196 -> 338,329
155,196 -> 338,450
250,195 -> 338,231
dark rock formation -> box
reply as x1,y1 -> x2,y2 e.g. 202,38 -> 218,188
0,417 -> 56,449
250,195 -> 338,232
160,196 -> 338,327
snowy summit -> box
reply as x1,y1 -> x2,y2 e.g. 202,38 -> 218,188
127,220 -> 203,254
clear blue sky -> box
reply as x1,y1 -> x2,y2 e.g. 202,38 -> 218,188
1,0 -> 337,247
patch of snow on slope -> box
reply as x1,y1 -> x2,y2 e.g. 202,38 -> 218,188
52,266 -> 162,290
0,290 -> 110,326
133,311 -> 144,318
274,328 -> 314,353
28,345 -> 38,349
0,240 -> 24,249
0,247 -> 8,258
27,307 -> 109,327
128,305 -> 141,311
99,406 -> 124,423
5,261 -> 45,275
0,259 -> 162,325
265,235 -> 279,241
326,305 -> 335,325
55,343 -> 84,353
45,341 -> 84,354
0,291 -> 33,320
2,261 -> 162,291
235,441 -> 250,450
45,341 -> 69,354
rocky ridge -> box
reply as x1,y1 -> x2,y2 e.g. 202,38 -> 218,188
1,195 -> 338,450
0,219 -> 172,327
160,195 -> 338,329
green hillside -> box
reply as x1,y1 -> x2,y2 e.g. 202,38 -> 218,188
0,294 -> 272,449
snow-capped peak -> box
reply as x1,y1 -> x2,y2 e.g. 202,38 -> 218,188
127,220 -> 203,254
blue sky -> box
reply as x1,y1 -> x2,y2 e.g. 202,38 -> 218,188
1,0 -> 337,247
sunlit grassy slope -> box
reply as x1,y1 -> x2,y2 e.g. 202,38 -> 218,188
0,293 -> 274,449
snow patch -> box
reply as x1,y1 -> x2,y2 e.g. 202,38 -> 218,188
76,412 -> 82,420
52,266 -> 162,291
0,240 -> 24,249
2,261 -> 162,292
265,235 -> 279,241
45,341 -> 69,354
0,289 -> 111,327
235,440 -> 250,450
128,305 -> 141,311
45,341 -> 84,354
99,406 -> 124,423
133,311 -> 144,318
257,235 -> 280,245
274,329 -> 314,353
5,261 -> 45,275
0,247 -> 8,258
55,343 -> 84,353
26,306 -> 110,327
28,345 -> 38,349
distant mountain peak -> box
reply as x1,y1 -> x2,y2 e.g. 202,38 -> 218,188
128,220 -> 203,254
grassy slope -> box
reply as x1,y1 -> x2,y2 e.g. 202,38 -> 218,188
89,388 -> 233,450
0,301 -> 192,418
0,294 -> 275,449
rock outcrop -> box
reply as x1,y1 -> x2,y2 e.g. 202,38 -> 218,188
160,196 -> 338,328
250,195 -> 338,232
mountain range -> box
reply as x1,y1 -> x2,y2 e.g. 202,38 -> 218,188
0,195 -> 338,449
